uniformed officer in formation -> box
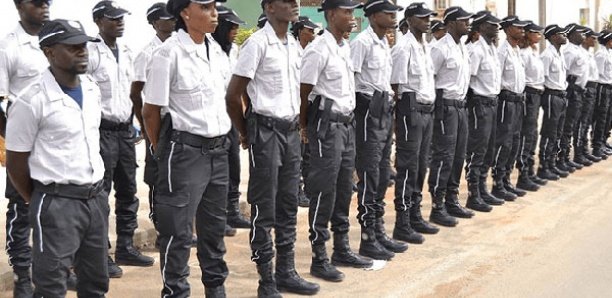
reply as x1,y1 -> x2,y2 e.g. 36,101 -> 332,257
0,0 -> 50,295
390,2 -> 440,244
226,0 -> 320,296
6,19 -> 108,297
429,19 -> 446,45
427,6 -> 474,227
464,10 -> 503,212
592,32 -> 612,159
142,0 -> 231,296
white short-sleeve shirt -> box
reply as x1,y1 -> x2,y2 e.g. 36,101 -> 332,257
563,43 -> 590,88
430,33 -> 471,100
233,22 -> 301,120
541,43 -> 568,90
390,31 -> 435,104
595,48 -> 612,85
586,48 -> 599,83
301,29 -> 355,115
145,30 -> 231,138
521,47 -> 545,90
87,36 -> 134,123
6,69 -> 105,185
350,26 -> 392,95
132,35 -> 163,83
0,23 -> 48,102
498,39 -> 526,94
468,37 -> 501,97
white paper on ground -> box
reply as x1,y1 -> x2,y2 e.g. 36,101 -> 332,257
364,259 -> 387,271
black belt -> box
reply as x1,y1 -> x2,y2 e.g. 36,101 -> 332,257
328,111 -> 354,123
170,130 -> 226,149
470,94 -> 497,106
543,88 -> 566,98
256,114 -> 299,132
599,83 -> 612,90
442,98 -> 466,108
400,92 -> 435,113
499,90 -> 524,102
525,86 -> 544,95
586,81 -> 598,89
33,180 -> 103,200
100,119 -> 131,131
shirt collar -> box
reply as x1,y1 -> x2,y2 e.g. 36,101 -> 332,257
404,31 -> 427,48
263,21 -> 297,47
322,29 -> 346,50
177,29 -> 197,54
13,23 -> 39,46
366,26 -> 388,47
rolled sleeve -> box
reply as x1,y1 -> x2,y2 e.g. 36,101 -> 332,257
390,44 -> 410,85
349,39 -> 367,74
132,50 -> 150,82
300,48 -> 324,86
232,39 -> 262,79
469,49 -> 482,76
6,98 -> 38,152
542,54 -> 552,77
0,49 -> 11,98
144,49 -> 172,107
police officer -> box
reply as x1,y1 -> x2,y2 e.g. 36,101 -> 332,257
464,10 -> 503,212
491,15 -> 529,201
592,32 -> 612,159
427,6 -> 473,227
129,1 -> 176,241
142,0 -> 230,296
517,21 -> 548,188
429,19 -> 446,45
257,13 -> 268,29
351,0 -> 408,260
226,0 -> 320,296
390,2 -> 442,245
559,23 -> 589,172
398,18 -> 409,35
537,24 -> 569,181
6,19 -> 108,297
88,0 -> 154,276
574,29 -> 602,165
0,0 -> 50,295
301,0 -> 373,282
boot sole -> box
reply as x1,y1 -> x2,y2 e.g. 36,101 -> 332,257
276,284 -> 320,295
359,251 -> 394,260
310,271 -> 344,282
446,211 -> 474,219
411,226 -> 440,234
331,259 -> 373,269
115,259 -> 155,267
429,218 -> 458,227
482,200 -> 504,206
466,204 -> 492,212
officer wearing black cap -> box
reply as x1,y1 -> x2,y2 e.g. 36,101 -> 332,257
257,13 -> 268,29
0,0 -> 51,295
575,28 -> 602,165
517,21 -> 549,188
490,15 -> 529,201
351,0 -> 408,261
143,0 -> 231,296
592,31 -> 612,158
537,24 -> 569,181
427,6 -> 473,227
129,1 -> 175,241
292,16 -> 319,50
390,1 -> 441,242
300,0 -> 373,283
6,18 -> 107,297
398,18 -> 409,35
226,0 -> 320,296
464,10 -> 503,212
559,23 -> 589,173
429,19 -> 446,45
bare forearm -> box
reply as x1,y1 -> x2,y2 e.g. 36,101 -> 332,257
299,84 -> 314,129
391,84 -> 399,102
6,151 -> 32,202
142,104 -> 161,150
129,82 -> 145,129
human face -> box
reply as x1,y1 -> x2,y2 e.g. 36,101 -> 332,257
506,24 -> 525,40
480,22 -> 499,40
450,19 -> 470,36
606,39 -> 612,49
432,28 -> 446,39
228,24 -> 239,43
526,31 -> 542,45
299,27 -> 316,44
267,0 -> 299,23
17,0 -> 50,26
583,35 -> 596,48
408,15 -> 430,35
331,8 -> 356,34
568,31 -> 585,44
45,43 -> 89,75
182,2 -> 218,35
153,18 -> 176,35
551,32 -> 567,46
372,11 -> 397,31
97,16 -> 125,38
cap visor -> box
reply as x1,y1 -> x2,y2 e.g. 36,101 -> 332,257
105,8 -> 130,19
226,15 -> 246,25
304,20 -> 319,29
61,35 -> 100,45
512,21 -> 529,27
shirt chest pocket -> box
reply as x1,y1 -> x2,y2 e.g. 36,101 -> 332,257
259,57 -> 283,95
551,62 -> 560,73
446,58 -> 458,69
504,62 -> 515,72
174,68 -> 205,110
16,63 -> 39,78
40,106 -> 80,151
325,66 -> 349,96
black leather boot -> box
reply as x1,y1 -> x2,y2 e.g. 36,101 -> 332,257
310,244 -> 344,282
224,224 -> 237,237
331,233 -> 373,268
566,159 -> 583,170
13,267 -> 33,298
503,176 -> 527,197
445,190 -> 475,218
107,255 -> 123,278
205,285 -> 226,298
227,197 -> 250,229
556,159 -> 575,173
257,261 -> 282,298
585,151 -> 602,162
297,183 -> 310,208
115,237 -> 155,267
276,251 -> 320,295
550,160 -> 570,178
374,218 -> 409,252
478,178 -> 505,205
491,175 -> 517,201
516,172 -> 540,191
465,183 -> 492,212
430,193 -> 458,227
409,195 -> 439,234
393,210 -> 426,244
537,164 -> 560,181
359,226 -> 394,260
528,166 -> 547,185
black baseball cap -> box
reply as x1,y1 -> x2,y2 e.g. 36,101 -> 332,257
39,19 -> 100,47
544,24 -> 567,39
398,18 -> 408,28
524,21 -> 543,33
92,1 -> 130,20
294,16 -> 319,30
565,23 -> 587,35
443,6 -> 473,23
500,15 -> 529,29
363,0 -> 402,17
431,19 -> 446,31
257,13 -> 267,28
217,5 -> 246,25
404,2 -> 436,18
584,28 -> 599,38
598,31 -> 612,44
167,0 -> 227,19
146,2 -> 174,24
318,0 -> 364,12
471,10 -> 501,27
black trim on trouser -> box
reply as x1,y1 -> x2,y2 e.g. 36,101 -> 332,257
307,112 -> 355,246
144,138 -> 158,228
355,92 -> 393,227
576,84 -> 597,154
465,93 -> 497,186
428,99 -> 468,198
227,125 -> 241,202
394,92 -> 433,211
559,84 -> 583,159
592,84 -> 611,149
29,188 -> 109,298
246,118 -> 300,264
155,133 -> 229,295
539,91 -> 567,165
517,91 -> 542,171
492,91 -> 523,179
99,127 -> 139,242
5,198 -> 31,269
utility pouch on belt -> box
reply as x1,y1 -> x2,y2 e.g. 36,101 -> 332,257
245,104 -> 257,145
434,89 -> 445,120
154,113 -> 173,160
316,97 -> 333,139
369,90 -> 386,119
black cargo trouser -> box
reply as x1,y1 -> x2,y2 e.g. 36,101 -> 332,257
428,99 -> 468,198
227,125 -> 241,206
30,181 -> 109,298
575,83 -> 597,154
539,90 -> 568,166
355,92 -> 393,227
517,88 -> 543,172
307,108 -> 355,246
492,91 -> 523,180
394,93 -> 433,211
246,115 -> 301,264
592,84 -> 612,150
155,131 -> 229,297
465,93 -> 497,186
144,138 -> 158,228
559,83 -> 584,160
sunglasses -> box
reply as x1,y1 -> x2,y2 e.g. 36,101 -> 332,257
21,0 -> 52,7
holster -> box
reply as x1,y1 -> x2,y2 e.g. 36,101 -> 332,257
245,104 -> 257,145
154,113 -> 173,160
434,89 -> 445,120
317,98 -> 333,139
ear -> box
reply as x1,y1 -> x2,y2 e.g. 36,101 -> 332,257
42,46 -> 53,59
180,5 -> 190,21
